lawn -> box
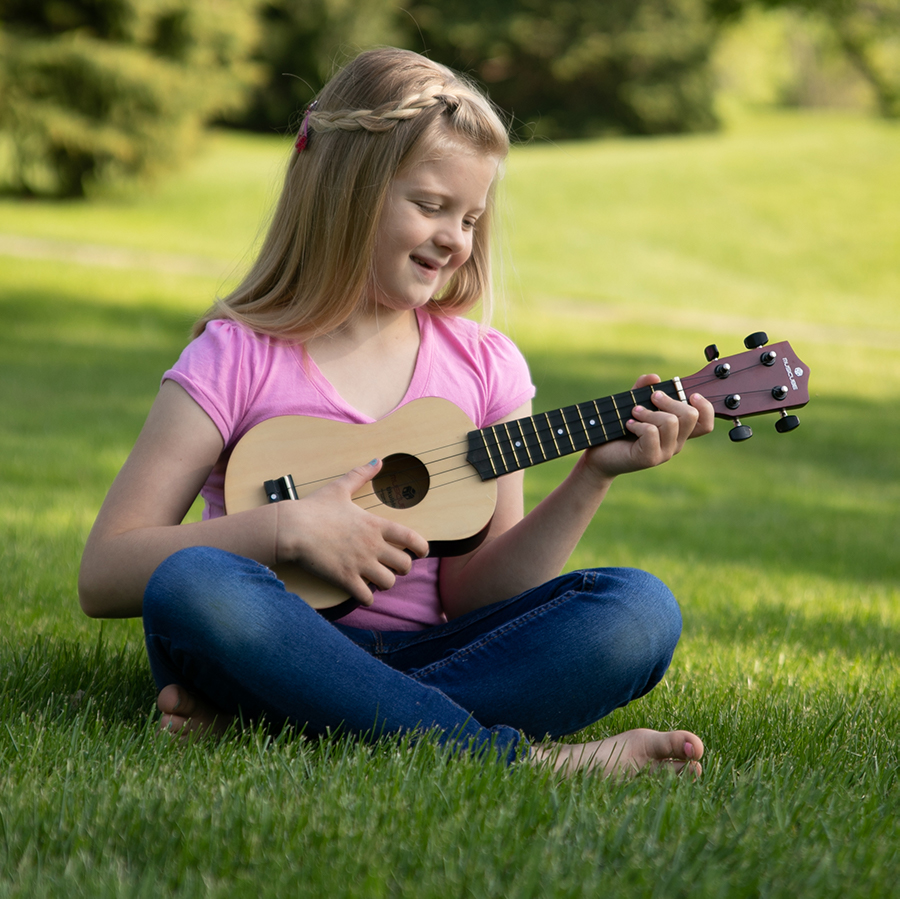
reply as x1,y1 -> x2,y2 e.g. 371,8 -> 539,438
1,111 -> 898,897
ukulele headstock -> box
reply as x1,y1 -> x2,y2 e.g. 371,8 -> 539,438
680,332 -> 810,442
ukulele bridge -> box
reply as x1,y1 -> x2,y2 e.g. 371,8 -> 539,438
263,475 -> 298,503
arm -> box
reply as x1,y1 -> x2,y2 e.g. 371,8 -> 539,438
79,380 -> 427,619
438,376 -> 714,619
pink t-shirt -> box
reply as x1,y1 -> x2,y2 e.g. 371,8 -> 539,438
163,309 -> 534,631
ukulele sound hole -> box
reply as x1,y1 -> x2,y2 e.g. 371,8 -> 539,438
372,454 -> 429,509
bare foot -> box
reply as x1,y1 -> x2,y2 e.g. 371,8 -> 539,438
530,728 -> 704,779
156,684 -> 232,740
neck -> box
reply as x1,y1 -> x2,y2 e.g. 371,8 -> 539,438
305,308 -> 422,420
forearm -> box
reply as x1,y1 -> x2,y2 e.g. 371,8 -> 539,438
440,456 -> 615,618
78,506 -> 279,619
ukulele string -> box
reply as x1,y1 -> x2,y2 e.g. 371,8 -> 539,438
268,390 -> 659,505
684,363 -> 783,406
267,367 -> 777,505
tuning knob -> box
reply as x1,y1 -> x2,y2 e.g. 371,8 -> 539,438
729,419 -> 753,442
772,386 -> 788,401
704,344 -> 720,362
761,350 -> 778,366
715,363 -> 731,379
725,394 -> 741,410
744,332 -> 769,349
775,411 -> 800,433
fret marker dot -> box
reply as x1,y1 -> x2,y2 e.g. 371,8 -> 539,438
589,419 -> 596,426
557,428 -> 564,435
515,441 -> 522,448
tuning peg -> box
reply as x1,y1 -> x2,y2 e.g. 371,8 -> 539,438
729,420 -> 753,442
744,332 -> 769,349
704,344 -> 719,362
775,411 -> 800,433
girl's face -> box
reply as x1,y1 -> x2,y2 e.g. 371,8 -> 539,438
368,147 -> 499,315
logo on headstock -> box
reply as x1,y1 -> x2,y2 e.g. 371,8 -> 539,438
783,357 -> 800,391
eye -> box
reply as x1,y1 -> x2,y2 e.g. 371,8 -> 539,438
416,202 -> 439,215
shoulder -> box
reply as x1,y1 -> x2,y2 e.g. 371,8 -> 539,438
421,312 -> 534,426
171,319 -> 296,384
183,318 -> 279,361
164,319 -> 297,445
425,312 -> 527,371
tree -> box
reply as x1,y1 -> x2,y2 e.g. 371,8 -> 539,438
224,0 -> 400,133
0,0 -> 263,197
399,0 -> 721,139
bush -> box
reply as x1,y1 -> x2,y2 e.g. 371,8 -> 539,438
0,0 -> 263,197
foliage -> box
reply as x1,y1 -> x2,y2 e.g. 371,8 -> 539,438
707,0 -> 900,116
224,0 -> 401,133
400,0 -> 721,139
0,0 -> 263,197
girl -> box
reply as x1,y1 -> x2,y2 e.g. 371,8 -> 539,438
79,48 -> 713,776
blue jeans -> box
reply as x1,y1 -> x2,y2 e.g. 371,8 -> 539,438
143,548 -> 682,763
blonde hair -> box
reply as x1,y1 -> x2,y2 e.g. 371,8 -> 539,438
194,48 -> 510,341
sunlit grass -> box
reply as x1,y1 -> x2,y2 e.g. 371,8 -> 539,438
1,111 -> 898,896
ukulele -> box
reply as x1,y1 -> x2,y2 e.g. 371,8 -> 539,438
224,332 -> 810,619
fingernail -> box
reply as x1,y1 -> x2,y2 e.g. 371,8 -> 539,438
633,405 -> 644,413
369,458 -> 378,466
685,741 -> 694,758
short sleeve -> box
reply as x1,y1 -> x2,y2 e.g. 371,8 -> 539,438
162,320 -> 256,446
477,326 -> 535,425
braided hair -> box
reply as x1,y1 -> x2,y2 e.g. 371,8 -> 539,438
196,48 -> 509,341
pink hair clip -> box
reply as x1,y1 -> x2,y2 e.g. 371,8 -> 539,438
295,101 -> 318,153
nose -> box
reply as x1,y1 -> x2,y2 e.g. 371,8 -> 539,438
435,218 -> 469,255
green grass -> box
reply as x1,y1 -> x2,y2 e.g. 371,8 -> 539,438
1,112 -> 898,897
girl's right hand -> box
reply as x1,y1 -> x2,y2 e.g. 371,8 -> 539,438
274,459 -> 429,607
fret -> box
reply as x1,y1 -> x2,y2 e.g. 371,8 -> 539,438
496,421 -> 520,475
564,404 -> 593,452
482,426 -> 502,476
522,416 -> 544,465
586,399 -> 610,443
544,409 -> 575,458
572,402 -> 595,450
510,419 -> 533,468
534,412 -> 556,460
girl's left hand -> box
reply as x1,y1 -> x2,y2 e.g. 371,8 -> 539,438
582,374 -> 714,481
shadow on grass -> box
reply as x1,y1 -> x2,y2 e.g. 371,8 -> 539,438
0,633 -> 157,725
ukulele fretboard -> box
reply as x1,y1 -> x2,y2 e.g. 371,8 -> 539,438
465,378 -> 685,480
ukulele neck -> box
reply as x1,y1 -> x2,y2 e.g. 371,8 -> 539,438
465,378 -> 686,481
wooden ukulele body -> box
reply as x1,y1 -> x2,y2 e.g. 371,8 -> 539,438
224,397 -> 498,612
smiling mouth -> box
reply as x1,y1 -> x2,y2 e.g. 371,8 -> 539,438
412,255 -> 439,272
